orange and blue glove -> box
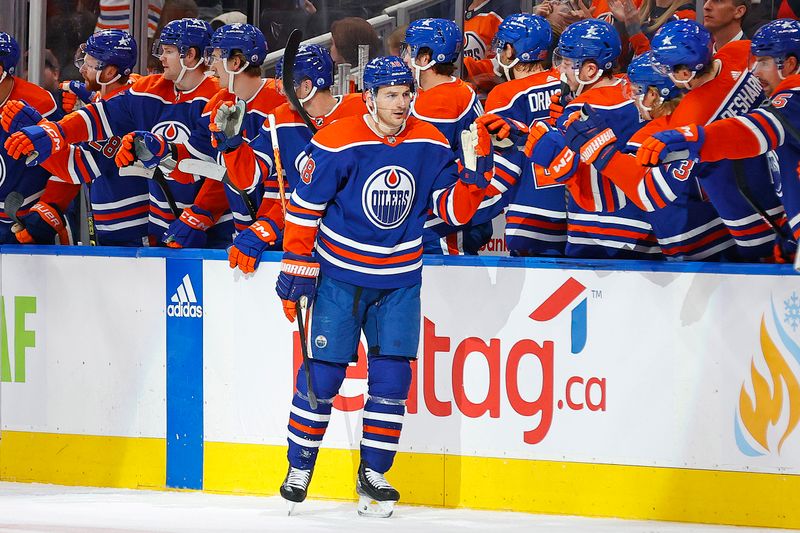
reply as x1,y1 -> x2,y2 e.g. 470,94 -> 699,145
564,105 -> 618,171
1,100 -> 43,133
228,217 -> 281,273
60,81 -> 95,113
548,92 -> 565,126
13,201 -> 71,244
4,120 -> 66,166
115,131 -> 170,169
162,206 -> 214,248
276,252 -> 319,322
636,124 -> 705,167
475,113 -> 530,147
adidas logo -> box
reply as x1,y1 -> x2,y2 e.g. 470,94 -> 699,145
731,70 -> 742,80
167,274 -> 203,318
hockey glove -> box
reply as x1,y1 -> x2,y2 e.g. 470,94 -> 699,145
60,81 -> 95,113
209,98 -> 246,152
4,121 -> 66,166
528,124 -> 579,185
523,121 -> 557,158
548,92 -> 565,127
564,105 -> 618,171
162,206 -> 214,248
458,122 -> 494,188
1,100 -> 43,133
636,124 -> 705,167
276,252 -> 320,322
13,201 -> 71,244
475,113 -> 529,148
115,131 -> 170,169
229,218 -> 281,273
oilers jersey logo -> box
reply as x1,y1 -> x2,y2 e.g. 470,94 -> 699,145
362,165 -> 415,229
463,32 -> 487,59
151,121 -> 191,144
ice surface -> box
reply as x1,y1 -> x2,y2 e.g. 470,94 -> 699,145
0,482 -> 785,533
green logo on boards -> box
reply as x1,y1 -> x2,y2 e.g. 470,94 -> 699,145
0,296 -> 36,383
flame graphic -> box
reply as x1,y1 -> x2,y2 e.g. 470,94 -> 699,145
738,316 -> 800,454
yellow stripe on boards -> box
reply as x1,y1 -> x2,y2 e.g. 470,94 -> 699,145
444,456 -> 800,529
0,431 -> 165,489
3,432 -> 799,529
203,441 -> 444,505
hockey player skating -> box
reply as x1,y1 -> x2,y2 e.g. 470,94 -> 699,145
217,43 -> 364,273
274,56 -> 493,517
636,19 -> 800,258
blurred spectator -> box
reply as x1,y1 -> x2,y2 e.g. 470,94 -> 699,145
260,1 -> 317,51
159,0 -> 200,25
94,0 -> 164,38
20,49 -> 61,96
330,17 -> 381,66
47,9 -> 96,81
703,0 -> 749,51
386,24 -> 407,57
210,10 -> 247,30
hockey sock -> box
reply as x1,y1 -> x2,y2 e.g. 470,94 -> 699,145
360,355 -> 412,473
287,359 -> 347,470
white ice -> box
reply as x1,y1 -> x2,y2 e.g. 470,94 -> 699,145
0,482 -> 785,533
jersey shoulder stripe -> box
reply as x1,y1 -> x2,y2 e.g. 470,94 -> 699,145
11,77 -> 58,117
485,70 -> 560,113
413,79 -> 478,122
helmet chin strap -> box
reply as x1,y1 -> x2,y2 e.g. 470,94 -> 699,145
0,71 -> 7,84
668,70 -> 695,89
411,56 -> 436,88
223,58 -> 250,93
498,57 -> 520,82
636,95 -> 653,121
176,55 -> 204,86
299,85 -> 318,105
573,67 -> 604,96
96,68 -> 121,88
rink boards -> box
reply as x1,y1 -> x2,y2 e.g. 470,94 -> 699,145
1,246 -> 800,528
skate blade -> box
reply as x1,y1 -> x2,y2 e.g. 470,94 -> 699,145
284,498 -> 298,516
357,495 -> 395,518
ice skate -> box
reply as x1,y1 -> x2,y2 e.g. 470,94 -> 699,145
356,462 -> 399,518
280,466 -> 312,515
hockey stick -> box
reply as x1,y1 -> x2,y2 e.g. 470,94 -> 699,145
128,136 -> 182,218
3,191 -> 25,227
295,295 -> 317,410
80,181 -> 99,246
282,29 -> 318,135
267,114 -> 288,218
177,159 -> 258,221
